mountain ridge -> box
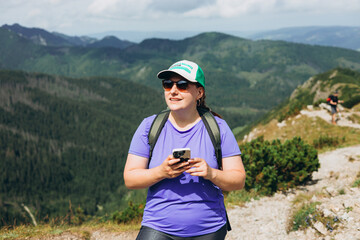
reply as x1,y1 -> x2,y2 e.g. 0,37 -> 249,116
2,23 -> 135,49
1,24 -> 360,130
251,26 -> 360,51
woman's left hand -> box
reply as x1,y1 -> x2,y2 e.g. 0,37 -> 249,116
186,158 -> 214,180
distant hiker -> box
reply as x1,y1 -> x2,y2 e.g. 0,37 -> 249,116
124,60 -> 246,240
328,91 -> 344,124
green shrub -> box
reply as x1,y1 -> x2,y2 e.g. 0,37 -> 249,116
278,99 -> 305,122
240,136 -> 320,195
112,201 -> 144,224
353,178 -> 360,188
342,94 -> 360,109
289,202 -> 340,232
292,202 -> 319,231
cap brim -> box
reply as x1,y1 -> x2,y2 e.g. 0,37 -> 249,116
157,69 -> 197,83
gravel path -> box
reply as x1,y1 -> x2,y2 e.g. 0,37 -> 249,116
226,145 -> 360,240
226,107 -> 360,239
300,104 -> 360,129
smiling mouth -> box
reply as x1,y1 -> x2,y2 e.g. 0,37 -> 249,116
170,98 -> 181,101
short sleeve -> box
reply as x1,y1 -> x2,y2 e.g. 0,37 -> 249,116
128,115 -> 156,158
216,117 -> 241,158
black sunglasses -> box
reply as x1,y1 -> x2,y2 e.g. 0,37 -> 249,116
162,79 -> 191,92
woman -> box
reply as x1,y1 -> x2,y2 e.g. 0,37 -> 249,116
124,60 -> 246,239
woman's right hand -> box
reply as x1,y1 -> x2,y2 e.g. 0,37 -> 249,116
158,155 -> 191,179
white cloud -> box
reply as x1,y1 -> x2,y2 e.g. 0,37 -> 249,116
0,0 -> 359,33
47,0 -> 62,4
88,0 -> 120,14
183,0 -> 360,18
87,0 -> 152,18
28,8 -> 42,18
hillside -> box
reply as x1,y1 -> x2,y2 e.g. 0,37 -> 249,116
251,26 -> 360,51
240,68 -> 360,145
1,24 -> 75,46
1,24 -> 134,49
2,27 -> 360,129
87,36 -> 134,49
0,70 -> 165,226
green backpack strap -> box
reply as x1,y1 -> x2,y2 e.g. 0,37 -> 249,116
197,107 -> 223,170
197,107 -> 232,231
148,109 -> 170,167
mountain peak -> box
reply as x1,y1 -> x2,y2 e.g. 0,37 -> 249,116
88,35 -> 134,49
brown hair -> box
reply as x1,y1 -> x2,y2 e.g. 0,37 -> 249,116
196,84 -> 222,118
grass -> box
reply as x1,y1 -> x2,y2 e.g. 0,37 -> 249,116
0,189 -> 260,239
239,114 -> 360,152
291,193 -> 313,205
287,192 -> 340,233
232,125 -> 247,137
0,189 -> 262,239
353,103 -> 360,112
353,172 -> 360,188
338,188 -> 346,195
347,113 -> 360,124
0,221 -> 141,240
224,189 -> 262,207
290,202 -> 320,231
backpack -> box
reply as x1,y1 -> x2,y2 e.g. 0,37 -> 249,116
147,107 -> 232,231
327,95 -> 332,104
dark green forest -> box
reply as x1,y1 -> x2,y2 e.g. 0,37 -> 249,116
0,70 -> 166,225
0,68 -> 269,226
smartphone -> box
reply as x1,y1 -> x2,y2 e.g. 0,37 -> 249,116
172,148 -> 191,162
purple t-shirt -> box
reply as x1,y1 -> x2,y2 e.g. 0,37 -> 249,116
128,115 -> 241,237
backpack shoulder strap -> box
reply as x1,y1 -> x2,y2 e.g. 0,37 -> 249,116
197,107 -> 223,170
148,109 -> 170,167
197,107 -> 230,231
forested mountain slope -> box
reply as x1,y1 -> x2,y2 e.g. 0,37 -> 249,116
0,70 -> 164,226
251,26 -> 360,51
1,27 -> 360,125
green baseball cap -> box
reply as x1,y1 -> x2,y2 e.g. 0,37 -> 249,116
157,60 -> 205,89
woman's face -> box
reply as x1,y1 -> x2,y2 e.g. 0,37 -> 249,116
163,75 -> 203,112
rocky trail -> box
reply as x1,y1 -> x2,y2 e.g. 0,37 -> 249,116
300,103 -> 360,129
226,145 -> 360,240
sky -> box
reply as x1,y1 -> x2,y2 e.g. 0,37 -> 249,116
1,0 -> 360,37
